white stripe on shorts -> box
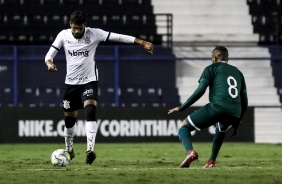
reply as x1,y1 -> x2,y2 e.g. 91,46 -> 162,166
217,122 -> 232,132
187,115 -> 201,131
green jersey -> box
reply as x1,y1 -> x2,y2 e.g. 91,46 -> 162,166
179,62 -> 248,119
200,62 -> 247,117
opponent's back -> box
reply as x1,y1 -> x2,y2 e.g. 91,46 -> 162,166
200,62 -> 247,117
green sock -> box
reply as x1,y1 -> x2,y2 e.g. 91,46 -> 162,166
178,126 -> 193,152
209,127 -> 225,161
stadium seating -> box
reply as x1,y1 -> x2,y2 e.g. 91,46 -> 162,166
0,45 -> 179,107
0,0 -> 163,44
151,0 -> 259,43
0,0 -> 175,108
0,87 -> 14,106
247,0 -> 282,44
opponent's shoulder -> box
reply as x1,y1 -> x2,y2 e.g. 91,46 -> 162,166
226,63 -> 246,79
228,63 -> 244,74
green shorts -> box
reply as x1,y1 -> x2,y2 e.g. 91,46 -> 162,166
185,104 -> 240,132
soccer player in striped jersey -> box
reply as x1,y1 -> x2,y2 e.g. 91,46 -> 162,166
45,10 -> 154,165
168,46 -> 248,168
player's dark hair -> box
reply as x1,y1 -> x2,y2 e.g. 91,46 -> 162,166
213,46 -> 228,56
213,46 -> 229,62
70,10 -> 87,24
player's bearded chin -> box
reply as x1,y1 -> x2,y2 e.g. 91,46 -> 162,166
72,30 -> 84,39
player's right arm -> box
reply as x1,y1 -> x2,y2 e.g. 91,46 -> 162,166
168,80 -> 208,114
239,77 -> 248,121
178,80 -> 208,111
46,59 -> 57,72
232,75 -> 248,134
45,31 -> 64,72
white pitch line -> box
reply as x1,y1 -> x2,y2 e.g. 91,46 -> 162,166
9,166 -> 275,171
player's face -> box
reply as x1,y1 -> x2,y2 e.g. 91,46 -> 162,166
70,22 -> 85,39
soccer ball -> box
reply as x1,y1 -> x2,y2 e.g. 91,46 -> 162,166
50,149 -> 71,167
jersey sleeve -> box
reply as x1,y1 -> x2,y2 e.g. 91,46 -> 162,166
45,30 -> 64,62
51,30 -> 65,50
90,28 -> 110,42
198,66 -> 212,85
178,71 -> 209,111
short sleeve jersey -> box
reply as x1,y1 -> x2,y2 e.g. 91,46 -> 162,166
51,27 -> 109,85
199,62 -> 247,117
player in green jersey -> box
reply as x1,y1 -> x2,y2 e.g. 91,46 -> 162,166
168,46 -> 248,168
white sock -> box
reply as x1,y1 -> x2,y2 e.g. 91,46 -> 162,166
64,124 -> 76,152
85,121 -> 97,152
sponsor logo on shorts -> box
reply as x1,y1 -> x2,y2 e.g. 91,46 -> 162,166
83,89 -> 93,97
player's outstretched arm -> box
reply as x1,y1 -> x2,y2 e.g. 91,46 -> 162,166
107,33 -> 154,54
46,60 -> 57,72
168,107 -> 180,114
134,38 -> 154,54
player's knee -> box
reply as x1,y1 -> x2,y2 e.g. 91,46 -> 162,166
85,104 -> 96,121
179,120 -> 195,132
178,125 -> 194,136
65,116 -> 76,128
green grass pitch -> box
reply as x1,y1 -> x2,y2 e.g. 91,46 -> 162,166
0,142 -> 281,184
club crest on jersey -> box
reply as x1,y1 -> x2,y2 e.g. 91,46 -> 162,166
68,49 -> 89,57
84,36 -> 91,44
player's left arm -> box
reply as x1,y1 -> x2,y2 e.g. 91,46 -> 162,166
108,32 -> 154,54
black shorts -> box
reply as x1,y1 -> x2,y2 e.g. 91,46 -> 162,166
63,81 -> 98,112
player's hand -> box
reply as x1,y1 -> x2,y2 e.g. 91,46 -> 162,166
46,60 -> 57,72
168,107 -> 179,114
143,41 -> 154,54
231,129 -> 238,138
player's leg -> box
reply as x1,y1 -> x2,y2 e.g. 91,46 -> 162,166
178,105 -> 214,168
82,81 -> 98,165
63,84 -> 82,160
178,120 -> 199,168
84,99 -> 97,165
204,117 -> 236,168
203,125 -> 225,168
179,104 -> 218,168
64,111 -> 78,160
178,120 -> 195,153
